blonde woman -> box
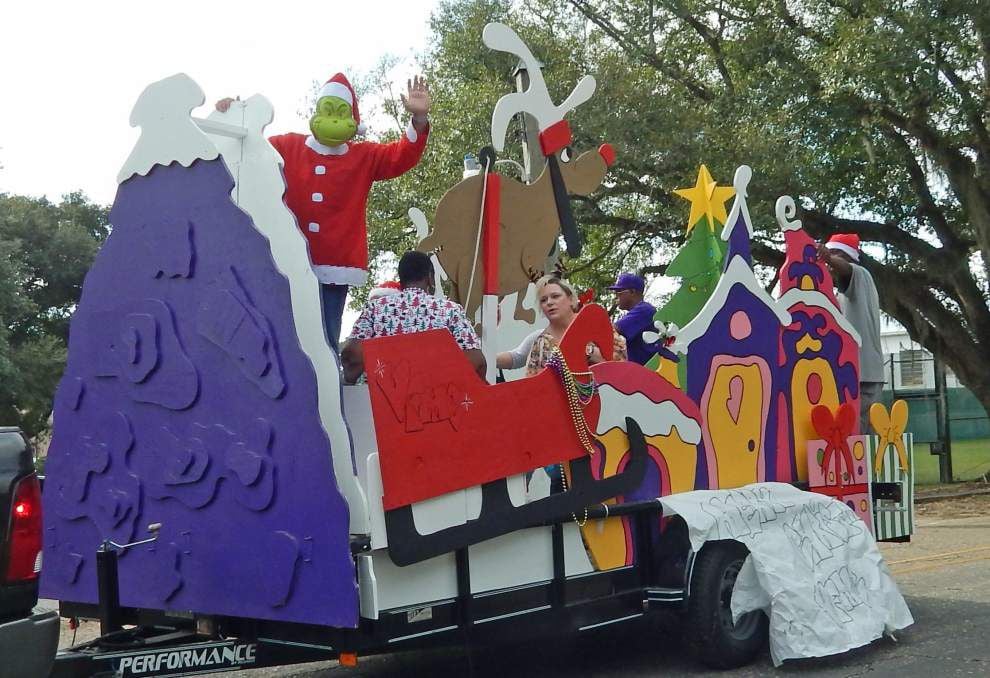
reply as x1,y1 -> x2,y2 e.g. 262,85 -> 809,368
496,276 -> 626,377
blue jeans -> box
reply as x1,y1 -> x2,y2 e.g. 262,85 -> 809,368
321,284 -> 349,353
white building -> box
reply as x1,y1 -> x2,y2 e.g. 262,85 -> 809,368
879,317 -> 961,391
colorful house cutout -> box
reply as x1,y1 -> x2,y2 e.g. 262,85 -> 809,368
775,196 -> 861,481
674,167 -> 792,489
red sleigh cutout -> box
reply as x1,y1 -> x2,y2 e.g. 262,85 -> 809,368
364,304 -> 615,511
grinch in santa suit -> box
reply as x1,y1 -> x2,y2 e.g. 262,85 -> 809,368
217,74 -> 430,351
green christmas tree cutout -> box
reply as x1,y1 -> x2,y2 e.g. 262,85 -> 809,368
655,222 -> 728,329
647,165 -> 734,377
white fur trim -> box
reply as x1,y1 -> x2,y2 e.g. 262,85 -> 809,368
405,120 -> 418,144
356,122 -> 367,135
312,265 -> 368,286
825,242 -> 859,261
305,135 -> 349,156
317,81 -> 354,105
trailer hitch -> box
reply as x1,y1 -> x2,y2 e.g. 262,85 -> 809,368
96,522 -> 161,636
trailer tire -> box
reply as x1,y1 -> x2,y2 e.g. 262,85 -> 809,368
684,540 -> 767,669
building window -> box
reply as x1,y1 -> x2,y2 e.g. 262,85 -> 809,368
899,349 -> 925,388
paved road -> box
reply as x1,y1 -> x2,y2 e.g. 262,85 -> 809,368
57,496 -> 990,677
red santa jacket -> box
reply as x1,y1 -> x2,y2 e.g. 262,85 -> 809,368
269,123 -> 429,286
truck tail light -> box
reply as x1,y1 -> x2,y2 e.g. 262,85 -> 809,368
4,474 -> 43,583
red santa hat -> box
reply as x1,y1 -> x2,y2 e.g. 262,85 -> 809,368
369,280 -> 401,301
317,73 -> 366,135
825,233 -> 860,261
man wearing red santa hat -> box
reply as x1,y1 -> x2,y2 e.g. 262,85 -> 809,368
217,74 -> 430,351
818,233 -> 884,431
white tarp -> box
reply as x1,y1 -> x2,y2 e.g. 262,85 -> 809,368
659,483 -> 913,666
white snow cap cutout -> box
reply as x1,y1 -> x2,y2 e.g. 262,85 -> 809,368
118,73 -> 219,184
596,384 -> 702,443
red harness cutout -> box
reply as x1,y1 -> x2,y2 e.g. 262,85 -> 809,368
539,120 -> 573,156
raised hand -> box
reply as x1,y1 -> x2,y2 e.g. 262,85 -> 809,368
400,76 -> 431,119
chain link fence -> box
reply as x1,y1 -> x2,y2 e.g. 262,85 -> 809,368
882,353 -> 990,484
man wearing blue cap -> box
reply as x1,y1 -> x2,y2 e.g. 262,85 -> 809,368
608,272 -> 657,365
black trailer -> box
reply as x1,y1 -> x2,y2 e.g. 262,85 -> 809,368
51,499 -> 766,677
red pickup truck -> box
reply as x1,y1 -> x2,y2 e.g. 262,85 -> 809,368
0,427 -> 58,678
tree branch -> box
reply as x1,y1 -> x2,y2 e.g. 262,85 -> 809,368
873,263 -> 988,401
937,59 -> 990,164
774,0 -> 827,44
567,227 -> 627,275
573,194 -> 673,234
668,6 -> 735,95
877,125 -> 962,250
567,0 -> 717,101
979,14 -> 990,112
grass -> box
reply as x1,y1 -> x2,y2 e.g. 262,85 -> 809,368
913,437 -> 990,485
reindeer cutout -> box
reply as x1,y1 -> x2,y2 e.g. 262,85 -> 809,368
483,22 -> 597,258
420,143 -> 614,324
419,22 -> 614,324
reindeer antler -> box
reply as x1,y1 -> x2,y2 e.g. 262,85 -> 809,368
483,23 -> 593,258
526,261 -> 570,284
482,23 -> 596,152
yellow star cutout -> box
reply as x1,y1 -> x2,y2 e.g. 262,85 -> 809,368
673,164 -> 736,233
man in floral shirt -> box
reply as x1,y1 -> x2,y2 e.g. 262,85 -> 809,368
341,251 -> 485,383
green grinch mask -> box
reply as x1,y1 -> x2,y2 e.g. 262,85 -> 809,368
309,96 -> 357,146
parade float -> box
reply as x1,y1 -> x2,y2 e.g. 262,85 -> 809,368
43,23 -> 913,677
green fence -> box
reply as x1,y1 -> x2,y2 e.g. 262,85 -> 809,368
879,388 -> 990,443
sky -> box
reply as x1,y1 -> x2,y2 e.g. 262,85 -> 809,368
0,0 -> 440,206
0,1 -> 684,332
